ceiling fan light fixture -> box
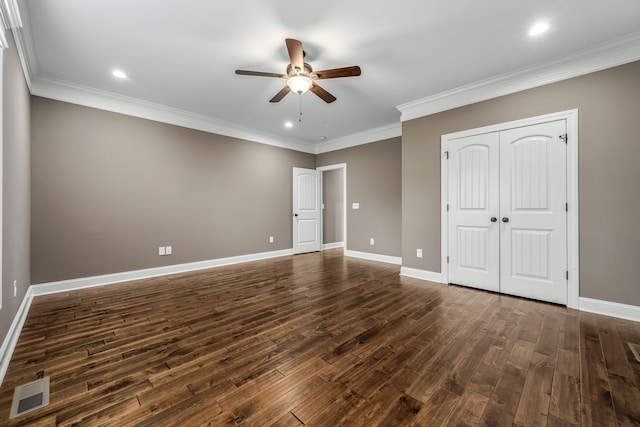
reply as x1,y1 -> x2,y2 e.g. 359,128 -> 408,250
235,39 -> 356,103
287,75 -> 313,94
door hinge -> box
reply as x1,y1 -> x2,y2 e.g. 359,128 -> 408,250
566,271 -> 569,280
560,134 -> 568,143
447,256 -> 450,264
445,151 -> 449,159
566,202 -> 568,212
447,204 -> 449,212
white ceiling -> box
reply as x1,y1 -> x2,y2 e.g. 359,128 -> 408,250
8,0 -> 640,152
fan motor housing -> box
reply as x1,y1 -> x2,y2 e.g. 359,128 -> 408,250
287,63 -> 313,77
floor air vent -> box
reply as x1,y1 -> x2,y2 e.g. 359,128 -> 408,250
630,343 -> 640,363
9,377 -> 50,419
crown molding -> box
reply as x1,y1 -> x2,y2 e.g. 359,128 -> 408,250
10,0 -> 640,154
31,77 -> 317,154
0,0 -> 19,49
29,72 -> 404,156
6,2 -> 36,92
0,0 -> 21,30
397,31 -> 640,122
314,122 -> 401,154
8,2 -> 317,154
0,23 -> 6,50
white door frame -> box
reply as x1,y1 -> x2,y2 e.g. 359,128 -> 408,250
317,163 -> 347,251
441,109 -> 579,308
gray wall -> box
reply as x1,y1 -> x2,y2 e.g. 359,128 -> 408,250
6,43 -> 640,349
402,60 -> 640,306
31,97 -> 315,283
1,32 -> 31,344
317,137 -> 401,257
322,168 -> 344,244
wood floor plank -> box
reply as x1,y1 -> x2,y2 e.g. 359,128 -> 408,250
535,314 -> 560,358
466,362 -> 502,399
443,390 -> 489,427
303,389 -> 363,426
614,322 -> 640,390
269,411 -> 304,427
441,335 -> 494,397
580,314 -> 617,426
549,370 -> 581,425
598,317 -> 636,379
410,386 -> 459,426
374,392 -> 423,426
513,353 -> 555,426
478,339 -> 534,427
1,249 -> 639,425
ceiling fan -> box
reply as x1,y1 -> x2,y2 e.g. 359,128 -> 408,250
235,38 -> 361,104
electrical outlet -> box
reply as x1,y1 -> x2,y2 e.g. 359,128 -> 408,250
165,246 -> 172,255
352,202 -> 360,210
13,280 -> 17,297
158,246 -> 165,256
370,237 -> 375,245
269,236 -> 274,243
416,249 -> 423,258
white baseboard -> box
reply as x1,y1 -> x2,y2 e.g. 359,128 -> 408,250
344,250 -> 402,265
4,249 -> 639,387
399,269 -> 640,323
0,287 -> 34,387
579,297 -> 640,323
30,248 -> 293,296
400,267 -> 446,284
322,241 -> 345,250
0,248 -> 292,386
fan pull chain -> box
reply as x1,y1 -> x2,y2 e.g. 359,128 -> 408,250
298,95 -> 303,123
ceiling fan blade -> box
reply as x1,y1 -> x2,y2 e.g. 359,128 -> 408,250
310,83 -> 337,103
285,38 -> 304,72
235,70 -> 286,78
312,66 -> 362,80
270,86 -> 291,103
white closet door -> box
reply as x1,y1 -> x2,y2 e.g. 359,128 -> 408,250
448,132 -> 500,292
499,120 -> 567,304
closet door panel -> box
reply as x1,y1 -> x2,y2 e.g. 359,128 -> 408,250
448,133 -> 500,292
499,120 -> 567,304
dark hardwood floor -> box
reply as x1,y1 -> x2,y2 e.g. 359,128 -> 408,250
1,249 -> 639,426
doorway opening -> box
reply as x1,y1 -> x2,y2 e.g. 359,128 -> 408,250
318,164 -> 347,251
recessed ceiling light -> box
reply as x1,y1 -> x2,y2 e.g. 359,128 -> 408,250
285,121 -> 293,128
112,70 -> 127,79
529,22 -> 549,37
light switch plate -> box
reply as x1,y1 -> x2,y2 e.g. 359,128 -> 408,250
352,202 -> 360,209
165,246 -> 172,255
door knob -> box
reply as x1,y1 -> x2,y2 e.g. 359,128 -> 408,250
294,213 -> 298,217
502,217 -> 509,223
490,217 -> 497,223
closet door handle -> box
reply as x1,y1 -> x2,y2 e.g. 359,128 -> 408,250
490,217 -> 497,223
502,217 -> 509,223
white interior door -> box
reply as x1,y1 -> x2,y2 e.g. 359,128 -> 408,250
293,167 -> 321,254
499,121 -> 567,304
447,119 -> 568,305
448,133 -> 500,292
